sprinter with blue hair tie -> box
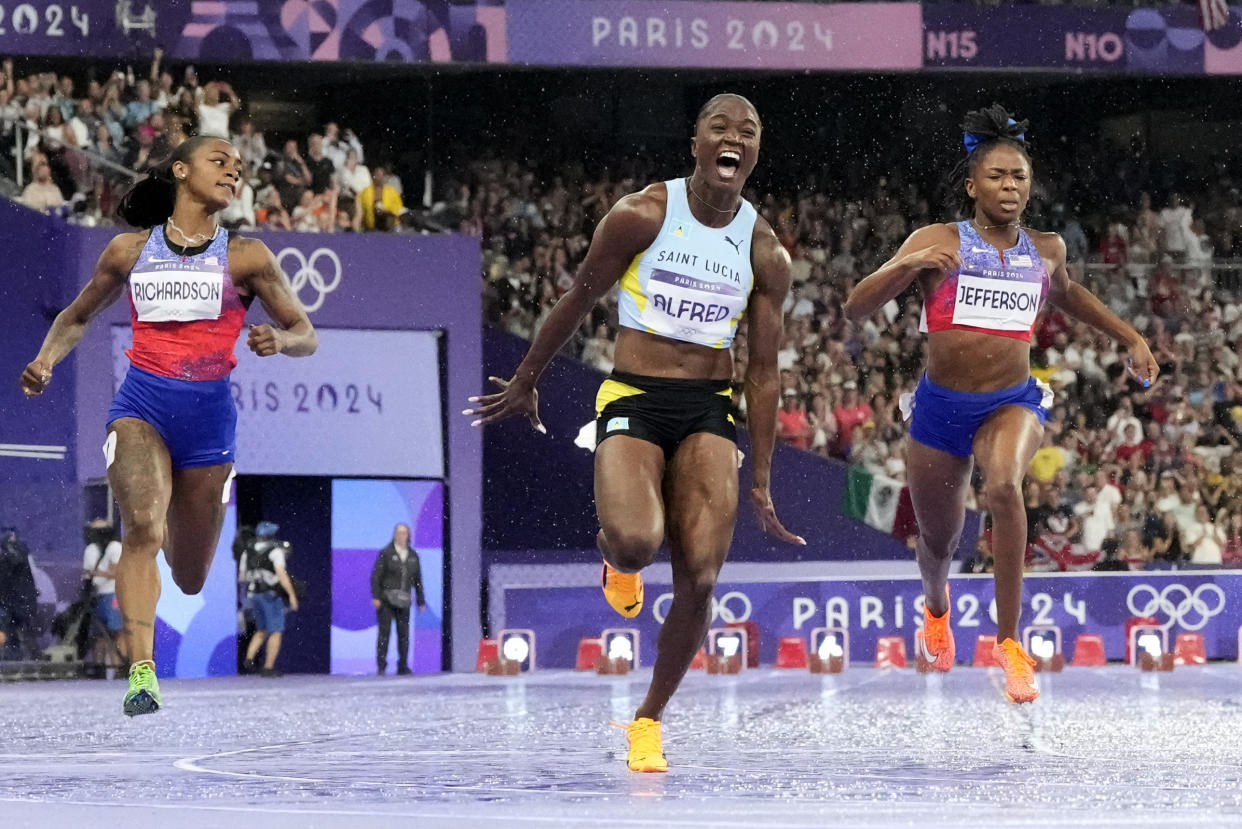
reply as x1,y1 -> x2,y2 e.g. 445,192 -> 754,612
845,104 -> 1159,704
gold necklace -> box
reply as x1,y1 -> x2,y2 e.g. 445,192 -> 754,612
972,218 -> 1019,231
686,177 -> 739,216
166,217 -> 218,247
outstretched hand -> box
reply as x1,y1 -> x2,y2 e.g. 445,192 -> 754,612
1126,339 -> 1160,389
463,375 -> 545,432
751,487 -> 805,546
20,360 -> 52,397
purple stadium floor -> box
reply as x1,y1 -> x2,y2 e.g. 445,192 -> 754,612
2,665 -> 1241,828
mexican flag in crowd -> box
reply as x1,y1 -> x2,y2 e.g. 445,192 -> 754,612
843,465 -> 919,540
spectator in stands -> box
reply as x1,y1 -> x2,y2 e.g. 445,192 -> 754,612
1074,485 -> 1114,555
831,380 -> 871,457
335,147 -> 371,200
580,323 -> 615,374
851,420 -> 888,474
1029,432 -> 1065,485
306,133 -> 335,194
90,122 -> 119,164
1159,193 -> 1194,262
322,122 -> 364,170
256,187 -> 292,230
1116,529 -> 1152,571
196,81 -> 239,139
219,173 -> 256,229
232,118 -> 267,179
357,164 -> 404,231
20,155 -> 64,211
277,139 -> 312,210
124,123 -> 159,176
776,389 -> 813,451
807,391 -> 838,458
123,78 -> 158,128
291,189 -> 324,233
1222,511 -> 1242,567
1149,510 -> 1186,563
1185,504 -> 1224,564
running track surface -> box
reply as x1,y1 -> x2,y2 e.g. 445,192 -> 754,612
2,666 -> 1241,828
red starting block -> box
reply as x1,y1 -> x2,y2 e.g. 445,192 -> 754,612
972,635 -> 999,667
690,647 -> 707,670
475,638 -> 499,672
1071,634 -> 1107,666
775,636 -> 808,669
1132,625 -> 1173,671
875,635 -> 907,668
1174,633 -> 1207,666
809,628 -> 849,674
575,638 -> 602,671
725,621 -> 760,668
1124,616 -> 1159,664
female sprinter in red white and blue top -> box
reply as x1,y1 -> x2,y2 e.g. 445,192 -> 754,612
845,105 -> 1158,703
20,135 -> 317,715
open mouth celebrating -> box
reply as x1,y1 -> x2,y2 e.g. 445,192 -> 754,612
716,150 -> 741,181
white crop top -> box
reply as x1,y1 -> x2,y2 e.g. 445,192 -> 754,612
616,178 -> 756,349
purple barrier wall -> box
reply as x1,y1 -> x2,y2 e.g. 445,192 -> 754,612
6,204 -> 484,670
482,327 -> 979,563
0,202 -> 79,566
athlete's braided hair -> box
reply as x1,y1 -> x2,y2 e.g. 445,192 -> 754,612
116,135 -> 224,228
947,103 -> 1031,219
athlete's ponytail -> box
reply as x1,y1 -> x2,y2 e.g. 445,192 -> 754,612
115,135 -> 222,228
946,103 -> 1032,219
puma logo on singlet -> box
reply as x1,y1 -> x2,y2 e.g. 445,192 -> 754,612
724,235 -> 743,254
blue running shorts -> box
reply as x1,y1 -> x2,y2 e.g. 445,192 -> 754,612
107,364 -> 236,470
903,374 -> 1052,458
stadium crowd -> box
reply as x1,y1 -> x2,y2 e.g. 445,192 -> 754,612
5,57 -> 1242,574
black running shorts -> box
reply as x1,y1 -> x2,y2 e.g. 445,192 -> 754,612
594,370 -> 737,460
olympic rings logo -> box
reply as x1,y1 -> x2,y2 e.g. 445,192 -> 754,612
652,590 -> 752,624
1126,583 -> 1226,631
276,247 -> 342,313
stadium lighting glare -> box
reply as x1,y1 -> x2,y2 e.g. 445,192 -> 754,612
817,634 -> 843,660
502,635 -> 530,663
718,634 -> 742,659
608,635 -> 634,662
495,629 -> 536,673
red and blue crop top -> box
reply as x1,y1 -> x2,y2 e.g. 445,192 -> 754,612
919,221 -> 1050,343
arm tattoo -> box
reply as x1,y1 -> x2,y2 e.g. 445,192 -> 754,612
122,615 -> 154,629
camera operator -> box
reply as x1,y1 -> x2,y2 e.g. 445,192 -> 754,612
238,521 -> 298,677
0,527 -> 38,660
82,519 -> 125,667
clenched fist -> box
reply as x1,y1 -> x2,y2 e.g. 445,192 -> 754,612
20,360 -> 52,397
247,324 -> 284,357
